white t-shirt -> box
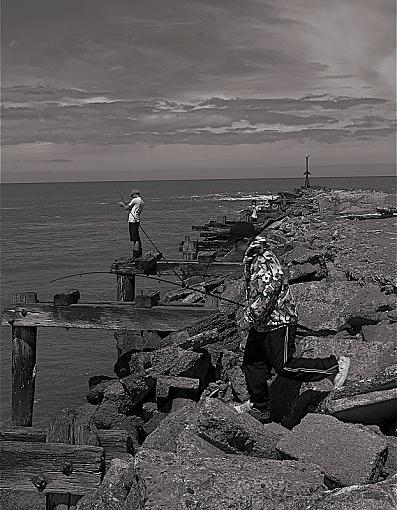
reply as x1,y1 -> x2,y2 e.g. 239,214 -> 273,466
251,205 -> 258,219
128,196 -> 144,223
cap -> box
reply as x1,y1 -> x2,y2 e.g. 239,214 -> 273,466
130,188 -> 140,196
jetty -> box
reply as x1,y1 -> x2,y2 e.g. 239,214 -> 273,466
1,182 -> 396,509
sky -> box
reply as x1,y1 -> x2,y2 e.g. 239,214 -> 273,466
1,0 -> 396,182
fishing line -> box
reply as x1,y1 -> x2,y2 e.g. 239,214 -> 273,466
138,224 -> 185,285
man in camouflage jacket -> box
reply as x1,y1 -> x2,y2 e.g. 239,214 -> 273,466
236,235 -> 350,423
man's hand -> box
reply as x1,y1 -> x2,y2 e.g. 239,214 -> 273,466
237,316 -> 250,352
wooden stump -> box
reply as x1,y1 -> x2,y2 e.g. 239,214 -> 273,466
116,275 -> 135,302
12,325 -> 37,426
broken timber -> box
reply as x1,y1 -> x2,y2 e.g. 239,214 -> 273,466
2,301 -> 215,331
0,441 -> 104,494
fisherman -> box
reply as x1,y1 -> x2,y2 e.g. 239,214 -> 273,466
118,188 -> 144,259
234,234 -> 350,423
250,199 -> 259,223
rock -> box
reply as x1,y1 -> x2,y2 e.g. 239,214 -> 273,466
262,422 -> 291,439
175,329 -> 219,350
292,281 -> 394,333
162,287 -> 194,303
133,448 -> 326,509
143,401 -> 198,452
155,375 -> 200,403
148,345 -> 211,382
277,414 -> 388,487
218,278 -> 245,315
362,321 -> 397,344
173,429 -> 228,458
288,262 -> 326,283
86,378 -> 118,405
225,365 -> 249,402
193,398 -> 282,459
76,458 -> 137,510
115,345 -> 211,384
302,475 -> 397,509
93,399 -> 143,448
295,335 -> 394,381
318,364 -> 397,427
142,397 -> 196,437
141,401 -> 158,422
282,243 -> 330,265
120,373 -> 156,408
114,329 -> 164,355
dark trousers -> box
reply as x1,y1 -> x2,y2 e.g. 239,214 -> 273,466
242,325 -> 338,406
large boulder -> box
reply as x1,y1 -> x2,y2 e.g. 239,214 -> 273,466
193,398 -> 282,459
144,397 -> 282,460
277,414 -> 388,487
76,458 -> 138,510
295,335 -> 394,381
318,364 -> 397,427
142,401 -> 198,452
132,448 -> 327,509
292,281 -> 394,334
301,475 -> 397,510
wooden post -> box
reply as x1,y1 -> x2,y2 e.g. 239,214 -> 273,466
12,325 -> 37,426
116,274 -> 135,302
205,294 -> 219,309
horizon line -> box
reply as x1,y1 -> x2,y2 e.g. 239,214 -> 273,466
1,174 -> 396,185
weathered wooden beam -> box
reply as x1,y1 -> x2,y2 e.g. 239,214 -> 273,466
0,426 -> 46,443
2,302 -> 216,331
0,441 -> 104,494
12,325 -> 37,426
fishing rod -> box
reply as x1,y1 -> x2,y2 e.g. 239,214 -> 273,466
135,273 -> 245,308
48,269 -> 245,308
49,271 -> 112,283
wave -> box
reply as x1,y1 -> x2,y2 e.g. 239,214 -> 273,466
174,192 -> 278,202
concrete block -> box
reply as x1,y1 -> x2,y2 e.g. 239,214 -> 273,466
277,413 -> 388,487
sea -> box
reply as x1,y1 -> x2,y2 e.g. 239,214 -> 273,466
1,176 -> 396,426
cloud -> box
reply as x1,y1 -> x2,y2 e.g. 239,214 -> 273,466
2,86 -> 394,146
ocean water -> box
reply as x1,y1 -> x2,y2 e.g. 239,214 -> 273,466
1,176 -> 395,426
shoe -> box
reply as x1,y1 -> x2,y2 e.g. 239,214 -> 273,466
234,400 -> 253,414
332,356 -> 351,389
234,400 -> 271,424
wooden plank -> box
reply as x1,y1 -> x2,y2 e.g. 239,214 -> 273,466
0,427 -> 45,443
0,426 -> 46,443
0,441 -> 104,494
2,303 -> 216,331
12,325 -> 37,426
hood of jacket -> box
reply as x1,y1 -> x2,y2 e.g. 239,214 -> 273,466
243,236 -> 268,265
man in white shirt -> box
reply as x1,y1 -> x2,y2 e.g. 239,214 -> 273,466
119,189 -> 144,259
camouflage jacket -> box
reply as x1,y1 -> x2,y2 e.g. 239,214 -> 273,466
240,237 -> 298,332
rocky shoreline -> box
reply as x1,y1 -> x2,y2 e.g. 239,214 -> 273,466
2,186 -> 396,509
